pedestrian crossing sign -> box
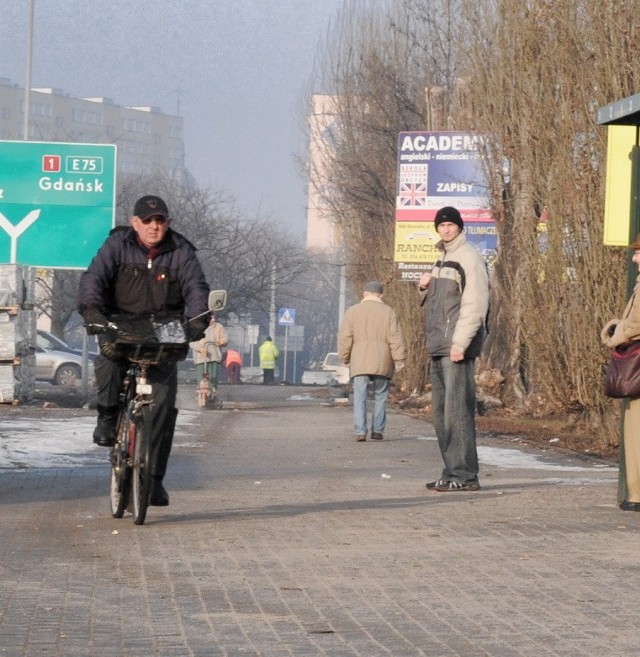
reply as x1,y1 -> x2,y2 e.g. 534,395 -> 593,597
278,307 -> 296,326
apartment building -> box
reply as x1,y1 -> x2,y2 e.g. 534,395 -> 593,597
305,94 -> 340,252
0,78 -> 185,177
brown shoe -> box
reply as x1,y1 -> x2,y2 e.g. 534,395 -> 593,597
370,432 -> 383,440
355,434 -> 366,442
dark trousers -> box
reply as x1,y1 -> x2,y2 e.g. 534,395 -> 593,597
262,368 -> 275,385
95,354 -> 178,478
227,363 -> 241,384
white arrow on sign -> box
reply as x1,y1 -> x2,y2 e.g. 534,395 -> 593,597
0,210 -> 41,263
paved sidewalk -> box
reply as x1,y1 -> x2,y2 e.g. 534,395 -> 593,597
0,389 -> 637,656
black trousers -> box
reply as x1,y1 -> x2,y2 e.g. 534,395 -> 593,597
262,368 -> 275,384
95,354 -> 178,478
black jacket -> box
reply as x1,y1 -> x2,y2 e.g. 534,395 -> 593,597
78,226 -> 210,320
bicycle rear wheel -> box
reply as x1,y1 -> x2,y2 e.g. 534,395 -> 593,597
132,405 -> 153,525
109,412 -> 131,518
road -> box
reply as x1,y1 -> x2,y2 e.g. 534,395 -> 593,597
1,382 -> 638,656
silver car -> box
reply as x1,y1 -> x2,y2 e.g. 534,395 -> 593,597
34,346 -> 95,386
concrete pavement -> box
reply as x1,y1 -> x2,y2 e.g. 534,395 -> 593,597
0,383 -> 637,656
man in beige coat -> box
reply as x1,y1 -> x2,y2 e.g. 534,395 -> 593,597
338,281 -> 405,441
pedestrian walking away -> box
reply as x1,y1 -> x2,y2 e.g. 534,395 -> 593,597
338,280 -> 405,442
258,336 -> 279,384
418,206 -> 489,492
78,194 -> 210,507
601,232 -> 640,512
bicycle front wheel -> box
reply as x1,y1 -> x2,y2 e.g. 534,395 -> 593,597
110,459 -> 131,518
109,412 -> 131,518
131,405 -> 153,525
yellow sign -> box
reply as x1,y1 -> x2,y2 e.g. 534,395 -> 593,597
603,125 -> 636,246
394,221 -> 440,263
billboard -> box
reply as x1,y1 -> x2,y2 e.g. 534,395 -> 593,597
394,131 -> 496,281
603,125 -> 635,246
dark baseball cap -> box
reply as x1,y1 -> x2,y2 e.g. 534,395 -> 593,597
133,195 -> 169,219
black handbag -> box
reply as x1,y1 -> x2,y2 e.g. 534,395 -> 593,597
604,340 -> 640,399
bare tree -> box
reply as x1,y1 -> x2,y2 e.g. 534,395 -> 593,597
42,173 -> 313,347
307,0 -> 640,446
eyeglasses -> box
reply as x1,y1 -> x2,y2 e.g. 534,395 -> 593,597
138,215 -> 168,225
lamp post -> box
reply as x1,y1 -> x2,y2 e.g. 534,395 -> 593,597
22,0 -> 35,140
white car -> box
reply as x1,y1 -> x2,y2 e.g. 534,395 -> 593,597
321,352 -> 350,385
34,346 -> 95,386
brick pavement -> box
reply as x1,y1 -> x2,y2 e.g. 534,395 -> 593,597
0,388 -> 638,656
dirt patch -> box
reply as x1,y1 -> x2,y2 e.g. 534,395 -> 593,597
27,384 -> 97,410
474,411 -> 618,461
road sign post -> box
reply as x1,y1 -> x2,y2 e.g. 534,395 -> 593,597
0,140 -> 116,269
277,308 -> 296,382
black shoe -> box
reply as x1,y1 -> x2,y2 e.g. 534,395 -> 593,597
370,432 -> 384,440
426,479 -> 446,490
150,479 -> 170,506
620,500 -> 640,512
93,407 -> 118,447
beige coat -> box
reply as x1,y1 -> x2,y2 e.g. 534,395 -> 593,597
601,274 -> 640,503
338,297 -> 405,379
190,321 -> 228,365
601,276 -> 640,347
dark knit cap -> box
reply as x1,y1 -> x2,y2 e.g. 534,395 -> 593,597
434,206 -> 464,230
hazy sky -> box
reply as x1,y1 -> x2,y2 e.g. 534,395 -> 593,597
1,0 -> 345,236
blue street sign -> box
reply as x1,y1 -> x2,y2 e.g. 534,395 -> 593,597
278,307 -> 296,326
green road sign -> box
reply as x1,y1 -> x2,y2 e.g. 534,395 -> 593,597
0,140 -> 116,269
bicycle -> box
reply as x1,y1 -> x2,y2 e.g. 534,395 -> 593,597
106,317 -> 190,525
89,290 -> 227,525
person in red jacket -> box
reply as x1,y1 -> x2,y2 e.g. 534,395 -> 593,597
224,348 -> 243,384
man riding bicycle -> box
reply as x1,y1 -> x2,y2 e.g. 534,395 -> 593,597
78,194 -> 210,507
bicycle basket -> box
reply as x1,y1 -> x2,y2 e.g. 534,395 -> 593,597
105,316 -> 189,362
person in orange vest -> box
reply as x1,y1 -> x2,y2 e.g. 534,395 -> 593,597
224,348 -> 243,384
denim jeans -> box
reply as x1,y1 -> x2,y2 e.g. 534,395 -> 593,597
352,375 -> 389,436
430,356 -> 479,483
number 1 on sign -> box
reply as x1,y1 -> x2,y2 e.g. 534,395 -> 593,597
42,155 -> 61,172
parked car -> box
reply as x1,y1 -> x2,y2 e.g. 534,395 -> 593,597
36,329 -> 99,361
34,346 -> 95,386
321,352 -> 350,385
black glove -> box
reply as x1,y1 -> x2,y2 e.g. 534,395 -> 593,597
83,308 -> 108,335
100,340 -> 119,361
188,317 -> 208,342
